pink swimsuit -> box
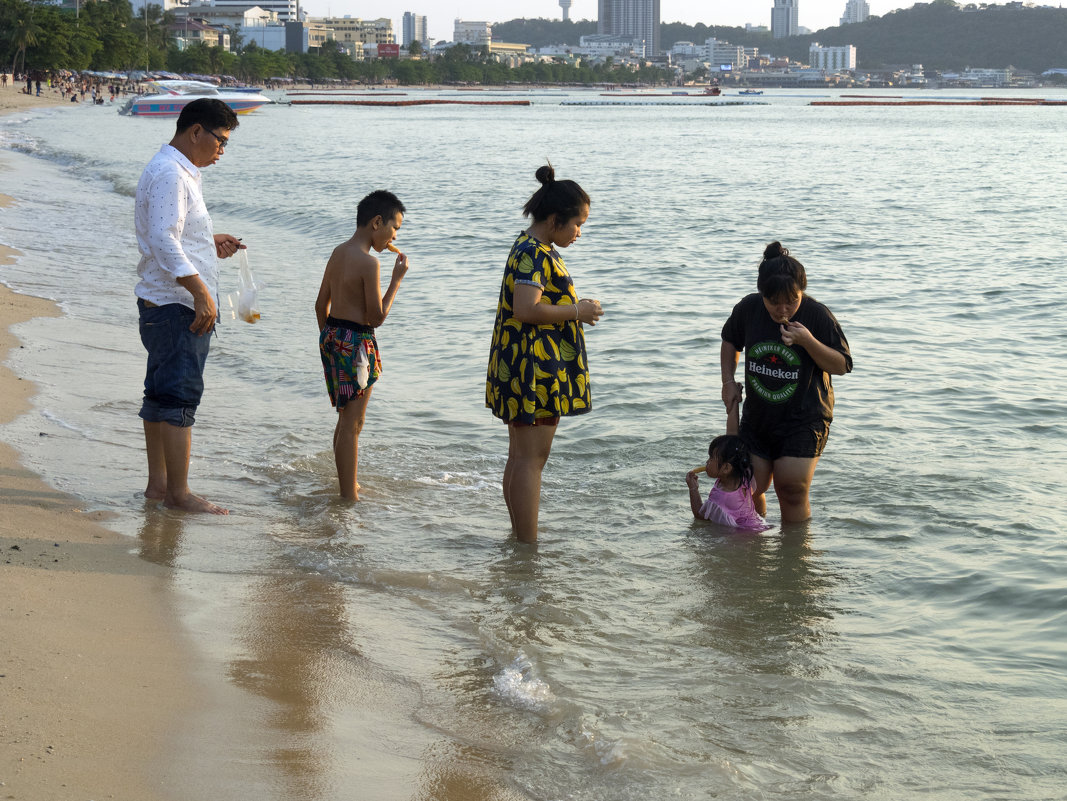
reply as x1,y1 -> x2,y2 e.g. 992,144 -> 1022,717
699,480 -> 769,531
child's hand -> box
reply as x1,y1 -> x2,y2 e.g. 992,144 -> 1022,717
391,252 -> 409,280
686,470 -> 701,489
722,381 -> 742,414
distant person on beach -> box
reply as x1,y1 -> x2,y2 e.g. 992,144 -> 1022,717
134,98 -> 243,515
720,241 -> 852,523
485,164 -> 604,543
686,435 -> 768,531
315,190 -> 409,501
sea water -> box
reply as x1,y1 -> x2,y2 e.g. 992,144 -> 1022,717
2,88 -> 1066,800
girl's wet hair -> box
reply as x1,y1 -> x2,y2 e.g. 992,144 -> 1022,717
522,163 -> 590,226
757,240 -> 807,301
709,434 -> 754,487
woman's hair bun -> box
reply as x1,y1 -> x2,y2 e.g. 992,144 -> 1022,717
763,241 -> 788,260
535,163 -> 556,186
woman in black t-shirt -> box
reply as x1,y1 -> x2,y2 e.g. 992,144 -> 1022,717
720,242 -> 852,524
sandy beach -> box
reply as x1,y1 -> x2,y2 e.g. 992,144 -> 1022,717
0,79 -> 68,114
0,83 -> 198,801
1,83 -> 530,801
0,282 -> 199,801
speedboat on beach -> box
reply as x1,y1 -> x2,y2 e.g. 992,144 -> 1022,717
119,80 -> 272,117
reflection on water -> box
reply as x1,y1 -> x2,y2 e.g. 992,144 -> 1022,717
5,93 -> 1067,799
137,503 -> 186,567
687,524 -> 838,669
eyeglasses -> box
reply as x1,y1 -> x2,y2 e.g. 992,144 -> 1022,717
205,129 -> 229,149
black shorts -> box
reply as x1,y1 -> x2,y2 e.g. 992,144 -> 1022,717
739,421 -> 830,461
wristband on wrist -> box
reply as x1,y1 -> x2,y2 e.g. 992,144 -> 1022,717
574,303 -> 580,321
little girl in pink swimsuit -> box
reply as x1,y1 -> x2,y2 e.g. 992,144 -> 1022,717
686,435 -> 769,531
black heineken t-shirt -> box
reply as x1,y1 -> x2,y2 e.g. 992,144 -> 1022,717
721,293 -> 852,435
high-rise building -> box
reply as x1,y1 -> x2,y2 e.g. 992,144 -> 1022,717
771,0 -> 799,39
840,0 -> 869,25
560,0 -> 572,22
597,0 -> 660,56
402,12 -> 428,47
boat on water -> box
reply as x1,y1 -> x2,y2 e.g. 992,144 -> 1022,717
119,80 -> 272,117
738,89 -> 764,96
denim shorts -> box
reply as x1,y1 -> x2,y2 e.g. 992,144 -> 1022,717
138,300 -> 211,427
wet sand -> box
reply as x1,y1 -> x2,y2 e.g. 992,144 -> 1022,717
0,272 -> 199,800
0,86 -> 203,799
1,92 -> 530,800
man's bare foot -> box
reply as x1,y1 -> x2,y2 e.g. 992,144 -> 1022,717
165,492 -> 229,515
144,486 -> 166,501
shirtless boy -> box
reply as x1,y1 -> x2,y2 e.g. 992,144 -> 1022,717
315,190 -> 409,500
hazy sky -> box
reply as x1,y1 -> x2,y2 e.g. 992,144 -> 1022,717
299,1 -> 914,43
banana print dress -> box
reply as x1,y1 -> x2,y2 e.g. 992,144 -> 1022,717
486,232 -> 591,423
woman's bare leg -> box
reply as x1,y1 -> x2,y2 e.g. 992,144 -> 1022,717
503,423 -> 557,543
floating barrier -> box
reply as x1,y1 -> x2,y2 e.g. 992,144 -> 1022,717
812,99 -> 1067,106
599,92 -> 718,97
286,91 -> 408,96
563,100 -> 767,106
289,99 -> 531,106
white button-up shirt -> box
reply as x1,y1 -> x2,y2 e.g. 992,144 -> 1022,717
134,144 -> 218,309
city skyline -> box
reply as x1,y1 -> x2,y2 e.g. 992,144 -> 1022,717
297,1 -> 913,44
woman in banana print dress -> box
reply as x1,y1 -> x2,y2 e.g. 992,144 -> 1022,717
486,164 -> 604,543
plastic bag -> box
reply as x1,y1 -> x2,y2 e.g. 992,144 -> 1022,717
230,249 -> 260,323
355,344 -> 370,389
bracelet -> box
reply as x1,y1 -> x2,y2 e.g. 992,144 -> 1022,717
574,302 -> 580,322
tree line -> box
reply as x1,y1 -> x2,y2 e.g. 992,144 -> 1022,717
5,0 -> 1066,82
496,2 -> 1067,73
0,0 -> 671,84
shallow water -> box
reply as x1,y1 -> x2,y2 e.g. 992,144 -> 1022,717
2,87 -> 1066,800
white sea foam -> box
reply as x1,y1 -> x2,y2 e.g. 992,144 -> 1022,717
492,653 -> 556,713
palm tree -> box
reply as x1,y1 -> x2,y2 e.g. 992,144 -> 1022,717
9,1 -> 43,77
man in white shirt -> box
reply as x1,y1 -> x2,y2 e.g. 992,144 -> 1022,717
135,98 -> 243,514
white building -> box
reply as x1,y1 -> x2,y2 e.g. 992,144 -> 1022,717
207,0 -> 299,23
453,19 -> 491,46
959,67 -> 1013,86
707,38 -> 747,70
771,0 -> 799,39
809,42 -> 857,71
840,0 -> 870,25
176,4 -> 278,31
598,0 -> 660,56
579,33 -> 646,58
130,0 -> 186,11
670,41 -> 702,58
402,12 -> 428,47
